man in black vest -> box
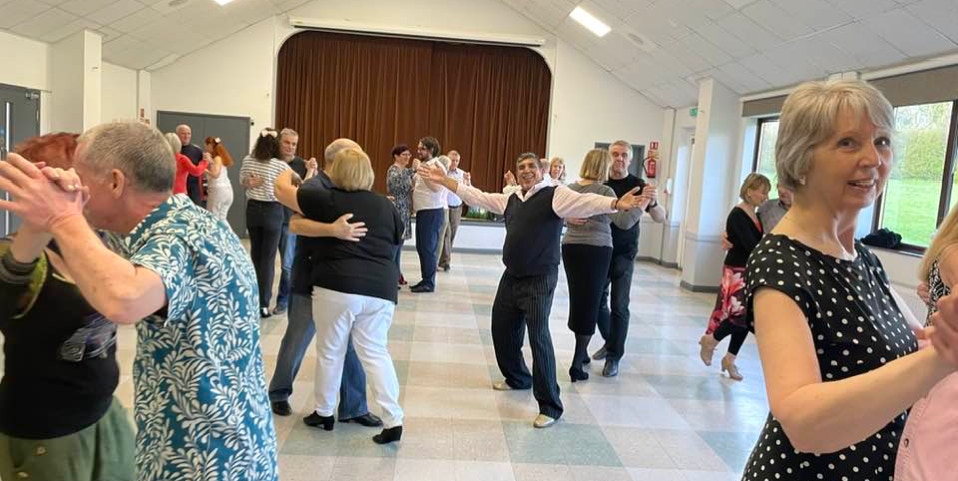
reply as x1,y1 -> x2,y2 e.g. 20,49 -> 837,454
418,153 -> 645,428
175,124 -> 206,207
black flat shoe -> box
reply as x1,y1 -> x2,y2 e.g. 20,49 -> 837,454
260,307 -> 272,319
602,359 -> 620,378
303,412 -> 335,431
569,364 -> 589,382
339,413 -> 383,427
271,400 -> 292,416
410,285 -> 434,293
373,426 -> 403,444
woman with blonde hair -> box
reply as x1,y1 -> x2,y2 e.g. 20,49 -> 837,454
165,132 -> 207,196
739,79 -> 958,480
549,157 -> 566,185
274,147 -> 405,444
698,172 -> 770,381
204,136 -> 235,221
563,149 -> 646,380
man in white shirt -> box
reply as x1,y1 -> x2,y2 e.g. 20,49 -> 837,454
439,150 -> 470,271
410,136 -> 447,293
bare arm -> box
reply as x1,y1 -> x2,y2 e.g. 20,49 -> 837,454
207,156 -> 223,179
49,215 -> 166,324
274,170 -> 302,214
9,225 -> 51,263
289,213 -> 367,241
753,288 -> 954,453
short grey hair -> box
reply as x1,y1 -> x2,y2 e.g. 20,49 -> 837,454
324,138 -> 361,163
78,122 -> 175,193
279,128 -> 299,141
164,132 -> 181,153
776,79 -> 894,191
436,155 -> 451,169
610,140 -> 633,159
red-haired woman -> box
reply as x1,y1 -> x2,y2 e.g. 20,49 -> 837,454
0,133 -> 134,480
204,136 -> 235,221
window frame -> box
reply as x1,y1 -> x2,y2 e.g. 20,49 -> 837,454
871,99 -> 958,253
751,116 -> 780,175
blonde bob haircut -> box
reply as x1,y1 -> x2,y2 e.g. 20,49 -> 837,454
579,149 -> 612,182
328,148 -> 375,191
775,79 -> 894,192
739,172 -> 771,202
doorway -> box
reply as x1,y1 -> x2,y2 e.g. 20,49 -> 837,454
0,83 -> 41,237
156,111 -> 250,237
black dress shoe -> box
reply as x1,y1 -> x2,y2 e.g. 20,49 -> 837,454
569,364 -> 589,382
271,400 -> 292,416
339,413 -> 383,427
602,359 -> 620,377
303,412 -> 335,431
373,425 -> 403,444
410,284 -> 434,293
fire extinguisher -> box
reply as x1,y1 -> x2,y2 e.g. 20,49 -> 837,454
645,141 -> 659,179
645,155 -> 657,179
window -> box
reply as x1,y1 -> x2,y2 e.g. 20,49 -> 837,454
752,118 -> 780,187
875,101 -> 957,248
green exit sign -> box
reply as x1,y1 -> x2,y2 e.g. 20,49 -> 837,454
689,107 -> 698,117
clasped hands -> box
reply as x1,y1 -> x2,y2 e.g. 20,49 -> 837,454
0,153 -> 88,231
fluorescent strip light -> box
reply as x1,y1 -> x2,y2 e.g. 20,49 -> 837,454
213,0 -> 234,5
570,6 -> 611,37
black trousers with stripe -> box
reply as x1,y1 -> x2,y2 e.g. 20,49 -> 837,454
491,271 -> 563,419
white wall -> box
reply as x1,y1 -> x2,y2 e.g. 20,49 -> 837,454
50,32 -> 86,133
149,0 -> 667,172
548,39 -> 664,178
0,30 -> 49,91
101,62 -> 138,122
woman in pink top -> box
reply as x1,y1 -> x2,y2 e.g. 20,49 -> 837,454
165,133 -> 208,195
896,205 -> 958,480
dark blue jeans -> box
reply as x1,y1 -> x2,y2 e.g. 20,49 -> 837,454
596,253 -> 636,361
414,208 -> 444,290
268,293 -> 369,418
275,223 -> 296,310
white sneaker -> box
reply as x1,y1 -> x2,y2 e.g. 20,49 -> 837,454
533,414 -> 557,428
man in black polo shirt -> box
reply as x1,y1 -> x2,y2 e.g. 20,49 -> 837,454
590,140 -> 667,377
418,153 -> 645,429
175,124 -> 206,207
272,128 -> 318,315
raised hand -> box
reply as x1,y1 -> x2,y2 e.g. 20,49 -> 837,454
642,184 -> 658,204
416,162 -> 446,183
918,282 -> 931,304
332,213 -> 368,242
0,153 -> 86,230
503,171 -> 516,186
614,186 -> 645,211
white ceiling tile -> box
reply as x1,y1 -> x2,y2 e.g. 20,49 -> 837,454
9,7 -> 75,38
274,0 -> 313,12
906,0 -> 958,45
722,0 -> 760,9
58,0 -> 114,17
814,22 -> 909,68
715,61 -> 773,92
686,17 -> 754,58
591,0 -> 650,20
110,5 -> 162,32
679,31 -> 732,67
86,0 -> 146,25
715,11 -> 783,48
862,8 -> 956,57
689,0 -> 737,21
218,0 -> 280,25
741,0 -> 813,40
660,39 -> 712,72
0,1 -> 51,29
39,17 -> 101,43
95,25 -> 124,41
770,0 -> 853,31
737,53 -> 793,86
828,0 -> 902,20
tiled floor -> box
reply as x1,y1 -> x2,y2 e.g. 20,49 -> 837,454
106,252 -> 769,480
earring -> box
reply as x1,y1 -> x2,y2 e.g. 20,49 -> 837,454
798,177 -> 806,186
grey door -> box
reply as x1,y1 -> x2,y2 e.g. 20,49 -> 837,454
0,83 -> 41,237
156,111 -> 250,237
594,142 -> 646,178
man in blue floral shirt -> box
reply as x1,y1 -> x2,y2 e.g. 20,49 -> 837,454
0,122 -> 278,480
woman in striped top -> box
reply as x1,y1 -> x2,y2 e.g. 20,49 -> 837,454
240,128 -> 291,318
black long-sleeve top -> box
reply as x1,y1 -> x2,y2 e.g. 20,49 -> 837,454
724,206 -> 763,267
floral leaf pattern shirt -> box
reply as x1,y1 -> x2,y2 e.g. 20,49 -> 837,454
126,194 -> 278,481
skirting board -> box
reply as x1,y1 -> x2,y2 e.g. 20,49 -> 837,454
636,256 -> 680,270
680,280 -> 720,293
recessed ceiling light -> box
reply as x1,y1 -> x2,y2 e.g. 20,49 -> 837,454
569,6 -> 611,37
213,0 -> 234,5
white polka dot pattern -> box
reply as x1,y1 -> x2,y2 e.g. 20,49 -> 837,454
740,235 -> 918,481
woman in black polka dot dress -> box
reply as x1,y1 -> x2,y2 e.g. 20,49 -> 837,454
741,79 -> 958,481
